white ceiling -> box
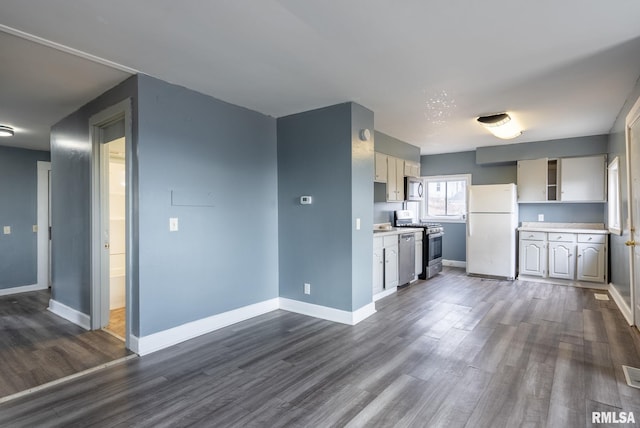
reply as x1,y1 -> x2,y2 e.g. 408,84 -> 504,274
1,1 -> 640,154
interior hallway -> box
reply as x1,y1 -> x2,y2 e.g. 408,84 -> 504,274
0,289 -> 131,398
1,268 -> 639,426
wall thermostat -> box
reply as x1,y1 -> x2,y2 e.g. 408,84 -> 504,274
300,196 -> 312,205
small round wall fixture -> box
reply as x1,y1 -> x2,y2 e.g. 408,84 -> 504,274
359,128 -> 371,141
0,125 -> 14,137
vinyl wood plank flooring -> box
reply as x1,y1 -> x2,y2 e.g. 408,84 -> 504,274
0,289 -> 130,398
1,269 -> 640,427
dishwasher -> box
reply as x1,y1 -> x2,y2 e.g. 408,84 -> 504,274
398,233 -> 415,286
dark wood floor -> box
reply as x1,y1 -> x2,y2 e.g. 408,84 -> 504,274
1,268 -> 640,427
0,289 -> 130,398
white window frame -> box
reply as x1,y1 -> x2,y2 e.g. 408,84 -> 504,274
420,174 -> 471,223
608,156 -> 622,235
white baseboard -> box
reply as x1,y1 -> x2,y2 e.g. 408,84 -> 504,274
443,260 -> 466,268
373,287 -> 397,302
131,296 -> 377,356
48,299 -> 90,330
279,298 -> 376,325
352,302 -> 377,324
133,298 -> 280,356
609,283 -> 633,325
0,283 -> 47,297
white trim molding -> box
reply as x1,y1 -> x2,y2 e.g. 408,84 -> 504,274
443,260 -> 466,269
0,25 -> 138,74
609,283 -> 633,325
37,161 -> 51,289
132,298 -> 279,356
0,283 -> 47,297
279,298 -> 376,326
129,297 -> 377,356
48,299 -> 90,330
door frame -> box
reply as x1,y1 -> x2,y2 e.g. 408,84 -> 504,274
36,161 -> 51,289
89,99 -> 133,348
625,93 -> 640,326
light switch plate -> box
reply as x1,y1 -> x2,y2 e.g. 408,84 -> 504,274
3,226 -> 10,235
356,218 -> 361,230
169,217 -> 179,232
304,283 -> 311,295
33,225 -> 38,232
538,214 -> 544,222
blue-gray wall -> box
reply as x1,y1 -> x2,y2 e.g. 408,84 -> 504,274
51,76 -> 137,318
0,146 -> 50,289
136,75 -> 279,336
278,102 -> 374,312
608,76 -> 640,305
421,136 -> 608,262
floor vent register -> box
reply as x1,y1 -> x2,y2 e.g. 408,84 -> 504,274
594,293 -> 610,301
623,365 -> 640,389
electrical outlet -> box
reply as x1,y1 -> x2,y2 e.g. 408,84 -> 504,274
304,283 -> 311,295
33,225 -> 38,232
356,218 -> 361,230
3,226 -> 10,235
538,214 -> 544,222
169,217 -> 179,232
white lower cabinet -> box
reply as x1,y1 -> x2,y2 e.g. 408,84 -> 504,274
519,232 -> 546,277
518,231 -> 607,284
548,234 -> 577,280
415,231 -> 423,280
384,236 -> 399,289
373,237 -> 384,295
577,242 -> 606,282
373,235 -> 399,297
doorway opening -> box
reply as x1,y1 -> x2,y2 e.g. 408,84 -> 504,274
103,137 -> 126,339
90,99 -> 132,348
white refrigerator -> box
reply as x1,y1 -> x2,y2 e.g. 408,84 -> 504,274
466,183 -> 518,279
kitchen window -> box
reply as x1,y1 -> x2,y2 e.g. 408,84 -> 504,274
421,174 -> 471,223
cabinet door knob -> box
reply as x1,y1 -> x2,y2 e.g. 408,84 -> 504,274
625,240 -> 636,247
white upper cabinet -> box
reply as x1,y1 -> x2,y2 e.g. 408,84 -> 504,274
517,158 -> 549,202
559,155 -> 606,202
375,152 -> 388,183
404,161 -> 420,178
517,155 -> 606,203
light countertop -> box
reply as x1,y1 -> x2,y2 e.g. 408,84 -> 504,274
518,222 -> 608,234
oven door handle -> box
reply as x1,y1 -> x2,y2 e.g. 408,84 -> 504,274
429,232 -> 444,238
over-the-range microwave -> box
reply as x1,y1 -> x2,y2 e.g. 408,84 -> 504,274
405,176 -> 424,201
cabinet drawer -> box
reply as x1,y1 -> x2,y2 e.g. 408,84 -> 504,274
520,231 -> 546,241
578,234 -> 606,244
383,235 -> 399,247
547,233 -> 576,243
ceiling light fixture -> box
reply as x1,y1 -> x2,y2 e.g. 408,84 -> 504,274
477,113 -> 522,139
0,125 -> 14,137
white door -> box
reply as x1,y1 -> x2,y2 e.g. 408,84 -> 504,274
626,96 -> 640,324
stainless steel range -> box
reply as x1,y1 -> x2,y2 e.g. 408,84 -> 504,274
394,210 -> 444,279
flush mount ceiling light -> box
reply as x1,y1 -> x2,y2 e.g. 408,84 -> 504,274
0,125 -> 14,137
477,113 -> 522,139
